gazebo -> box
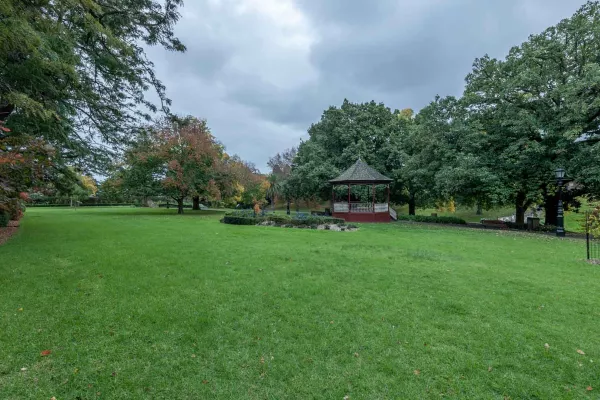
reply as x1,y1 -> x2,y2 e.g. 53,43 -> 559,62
329,159 -> 394,223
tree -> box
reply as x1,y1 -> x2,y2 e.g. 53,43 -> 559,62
0,0 -> 185,173
291,100 -> 406,205
463,1 -> 600,224
0,121 -> 55,219
267,148 -> 296,212
123,117 -> 222,214
400,97 -> 508,216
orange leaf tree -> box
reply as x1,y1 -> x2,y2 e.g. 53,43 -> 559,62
123,117 -> 222,214
0,121 -> 54,219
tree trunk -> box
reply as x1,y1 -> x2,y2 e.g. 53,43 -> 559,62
408,193 -> 416,216
286,200 -> 290,215
515,192 -> 527,226
543,193 -> 558,226
177,198 -> 184,214
192,196 -> 200,210
476,202 -> 482,215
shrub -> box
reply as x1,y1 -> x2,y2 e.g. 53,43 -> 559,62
269,215 -> 291,224
536,224 -> 557,233
222,215 -> 263,225
396,215 -> 467,225
222,213 -> 346,227
0,211 -> 9,227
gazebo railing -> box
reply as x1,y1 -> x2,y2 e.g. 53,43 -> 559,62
334,202 -> 389,213
374,203 -> 388,213
350,203 -> 373,213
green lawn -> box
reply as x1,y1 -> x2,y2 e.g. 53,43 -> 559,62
1,208 -> 598,399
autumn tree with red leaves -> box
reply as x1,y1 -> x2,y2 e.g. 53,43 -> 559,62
123,117 -> 223,214
0,121 -> 54,221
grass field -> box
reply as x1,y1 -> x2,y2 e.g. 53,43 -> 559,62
1,208 -> 598,399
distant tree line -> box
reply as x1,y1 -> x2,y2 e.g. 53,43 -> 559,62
272,2 -> 600,225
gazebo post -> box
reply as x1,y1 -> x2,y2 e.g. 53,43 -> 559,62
347,185 -> 351,213
331,185 -> 334,215
388,183 -> 390,213
372,184 -> 375,214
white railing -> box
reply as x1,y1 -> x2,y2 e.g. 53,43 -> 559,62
350,203 -> 373,213
333,202 -> 349,212
334,202 -> 390,213
374,203 -> 388,212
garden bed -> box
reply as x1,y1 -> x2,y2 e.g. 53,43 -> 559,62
222,211 -> 358,231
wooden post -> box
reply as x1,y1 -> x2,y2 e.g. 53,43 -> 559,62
372,184 -> 375,214
331,185 -> 335,214
348,185 -> 351,213
387,184 -> 390,212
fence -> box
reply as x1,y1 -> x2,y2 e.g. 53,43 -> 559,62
585,212 -> 600,262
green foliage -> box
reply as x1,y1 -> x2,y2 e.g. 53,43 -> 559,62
396,214 -> 467,225
0,210 -> 9,227
222,213 -> 345,227
0,0 -> 186,167
290,100 -> 405,202
222,215 -> 262,225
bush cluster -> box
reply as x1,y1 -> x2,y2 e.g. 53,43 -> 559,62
396,214 -> 467,225
222,212 -> 345,227
29,203 -> 135,207
0,211 -> 9,227
222,215 -> 259,225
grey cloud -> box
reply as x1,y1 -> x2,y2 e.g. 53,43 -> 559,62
148,0 -> 585,171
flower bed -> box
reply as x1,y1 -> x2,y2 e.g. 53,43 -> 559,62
221,211 -> 357,231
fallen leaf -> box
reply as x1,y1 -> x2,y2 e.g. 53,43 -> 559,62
414,369 -> 421,375
330,321 -> 334,324
111,371 -> 116,377
260,356 -> 265,364
202,380 -> 209,384
354,352 -> 359,358
20,367 -> 27,372
587,386 -> 593,391
544,343 -> 550,351
50,397 -> 56,400
343,396 -> 350,400
18,308 -> 23,312
191,354 -> 196,358
40,350 -> 51,356
577,349 -> 585,355
74,368 -> 79,374
488,366 -> 493,372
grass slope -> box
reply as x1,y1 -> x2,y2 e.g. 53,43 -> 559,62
0,208 -> 598,399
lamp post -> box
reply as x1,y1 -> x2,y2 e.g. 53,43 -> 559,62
555,167 -> 566,237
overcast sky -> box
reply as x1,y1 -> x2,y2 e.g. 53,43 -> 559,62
146,0 -> 583,172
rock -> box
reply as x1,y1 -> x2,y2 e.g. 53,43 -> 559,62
329,224 -> 342,231
317,224 -> 326,230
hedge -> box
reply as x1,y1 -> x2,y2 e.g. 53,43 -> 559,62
28,203 -> 135,207
396,214 -> 467,225
0,211 -> 9,227
222,213 -> 346,227
222,215 -> 265,225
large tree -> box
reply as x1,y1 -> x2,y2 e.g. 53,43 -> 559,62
0,0 -> 185,170
123,117 -> 222,214
291,99 -> 406,205
464,1 -> 600,224
267,147 -> 296,213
